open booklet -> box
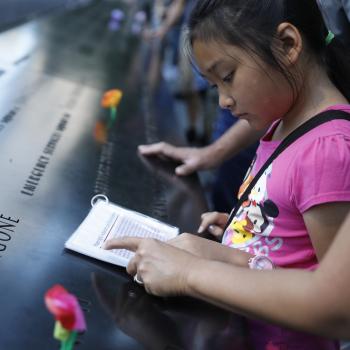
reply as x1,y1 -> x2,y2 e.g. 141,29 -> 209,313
65,196 -> 179,267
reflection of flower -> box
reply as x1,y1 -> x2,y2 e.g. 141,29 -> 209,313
45,284 -> 86,332
101,89 -> 123,108
94,121 -> 108,144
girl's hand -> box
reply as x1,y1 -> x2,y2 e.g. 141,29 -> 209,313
198,212 -> 229,238
104,237 -> 197,297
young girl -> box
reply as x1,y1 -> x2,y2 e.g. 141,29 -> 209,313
106,0 -> 350,349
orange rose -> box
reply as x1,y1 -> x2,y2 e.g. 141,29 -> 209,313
101,89 -> 123,108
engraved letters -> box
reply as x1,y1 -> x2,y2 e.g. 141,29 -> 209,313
0,214 -> 20,254
21,113 -> 70,196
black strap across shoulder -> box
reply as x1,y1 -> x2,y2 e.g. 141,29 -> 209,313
223,110 -> 350,232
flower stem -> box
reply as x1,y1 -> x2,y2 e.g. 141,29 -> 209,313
109,107 -> 117,127
61,331 -> 77,350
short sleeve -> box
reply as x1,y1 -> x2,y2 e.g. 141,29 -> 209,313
291,134 -> 350,212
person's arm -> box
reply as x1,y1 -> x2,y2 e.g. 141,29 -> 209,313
186,211 -> 350,339
303,201 -> 350,260
138,119 -> 263,175
147,0 -> 186,40
167,233 -> 253,267
186,254 -> 349,339
104,212 -> 350,339
185,202 -> 350,332
206,119 -> 263,163
159,0 -> 186,35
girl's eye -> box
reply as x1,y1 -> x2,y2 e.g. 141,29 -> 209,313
210,84 -> 218,90
222,72 -> 234,83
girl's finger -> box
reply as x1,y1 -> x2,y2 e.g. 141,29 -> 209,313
198,212 -> 220,232
208,225 -> 224,238
126,255 -> 138,276
104,236 -> 142,251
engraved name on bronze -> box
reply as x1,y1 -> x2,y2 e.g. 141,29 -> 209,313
0,106 -> 19,132
0,214 -> 20,255
21,113 -> 71,196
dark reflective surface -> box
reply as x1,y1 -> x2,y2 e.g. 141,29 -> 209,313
0,1 -> 250,349
92,271 -> 250,350
0,0 -> 93,31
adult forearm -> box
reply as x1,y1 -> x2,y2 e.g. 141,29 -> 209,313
208,120 -> 264,164
161,0 -> 186,33
186,259 -> 349,339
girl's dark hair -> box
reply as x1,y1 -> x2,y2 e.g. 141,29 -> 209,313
188,0 -> 350,101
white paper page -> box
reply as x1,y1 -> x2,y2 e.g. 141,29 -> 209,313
65,200 -> 179,267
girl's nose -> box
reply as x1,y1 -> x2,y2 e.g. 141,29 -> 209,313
218,93 -> 235,110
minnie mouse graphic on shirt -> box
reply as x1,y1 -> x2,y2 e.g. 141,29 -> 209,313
223,161 -> 283,256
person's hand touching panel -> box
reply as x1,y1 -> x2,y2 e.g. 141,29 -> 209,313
138,142 -> 221,175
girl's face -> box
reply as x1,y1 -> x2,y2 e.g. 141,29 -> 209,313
192,39 -> 294,130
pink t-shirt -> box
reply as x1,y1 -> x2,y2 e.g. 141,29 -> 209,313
222,105 -> 350,350
222,105 -> 350,269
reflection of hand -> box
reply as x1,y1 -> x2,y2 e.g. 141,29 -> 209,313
137,149 -> 209,234
138,142 -> 219,176
198,212 -> 229,239
104,237 -> 196,297
137,152 -> 199,193
91,273 -> 184,349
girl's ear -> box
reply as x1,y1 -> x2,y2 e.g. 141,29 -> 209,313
276,22 -> 303,66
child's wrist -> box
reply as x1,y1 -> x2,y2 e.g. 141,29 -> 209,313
183,257 -> 206,297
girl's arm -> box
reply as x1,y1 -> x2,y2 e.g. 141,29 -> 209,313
186,257 -> 349,339
167,233 -> 254,266
186,212 -> 350,339
303,201 -> 350,260
105,212 -> 350,340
